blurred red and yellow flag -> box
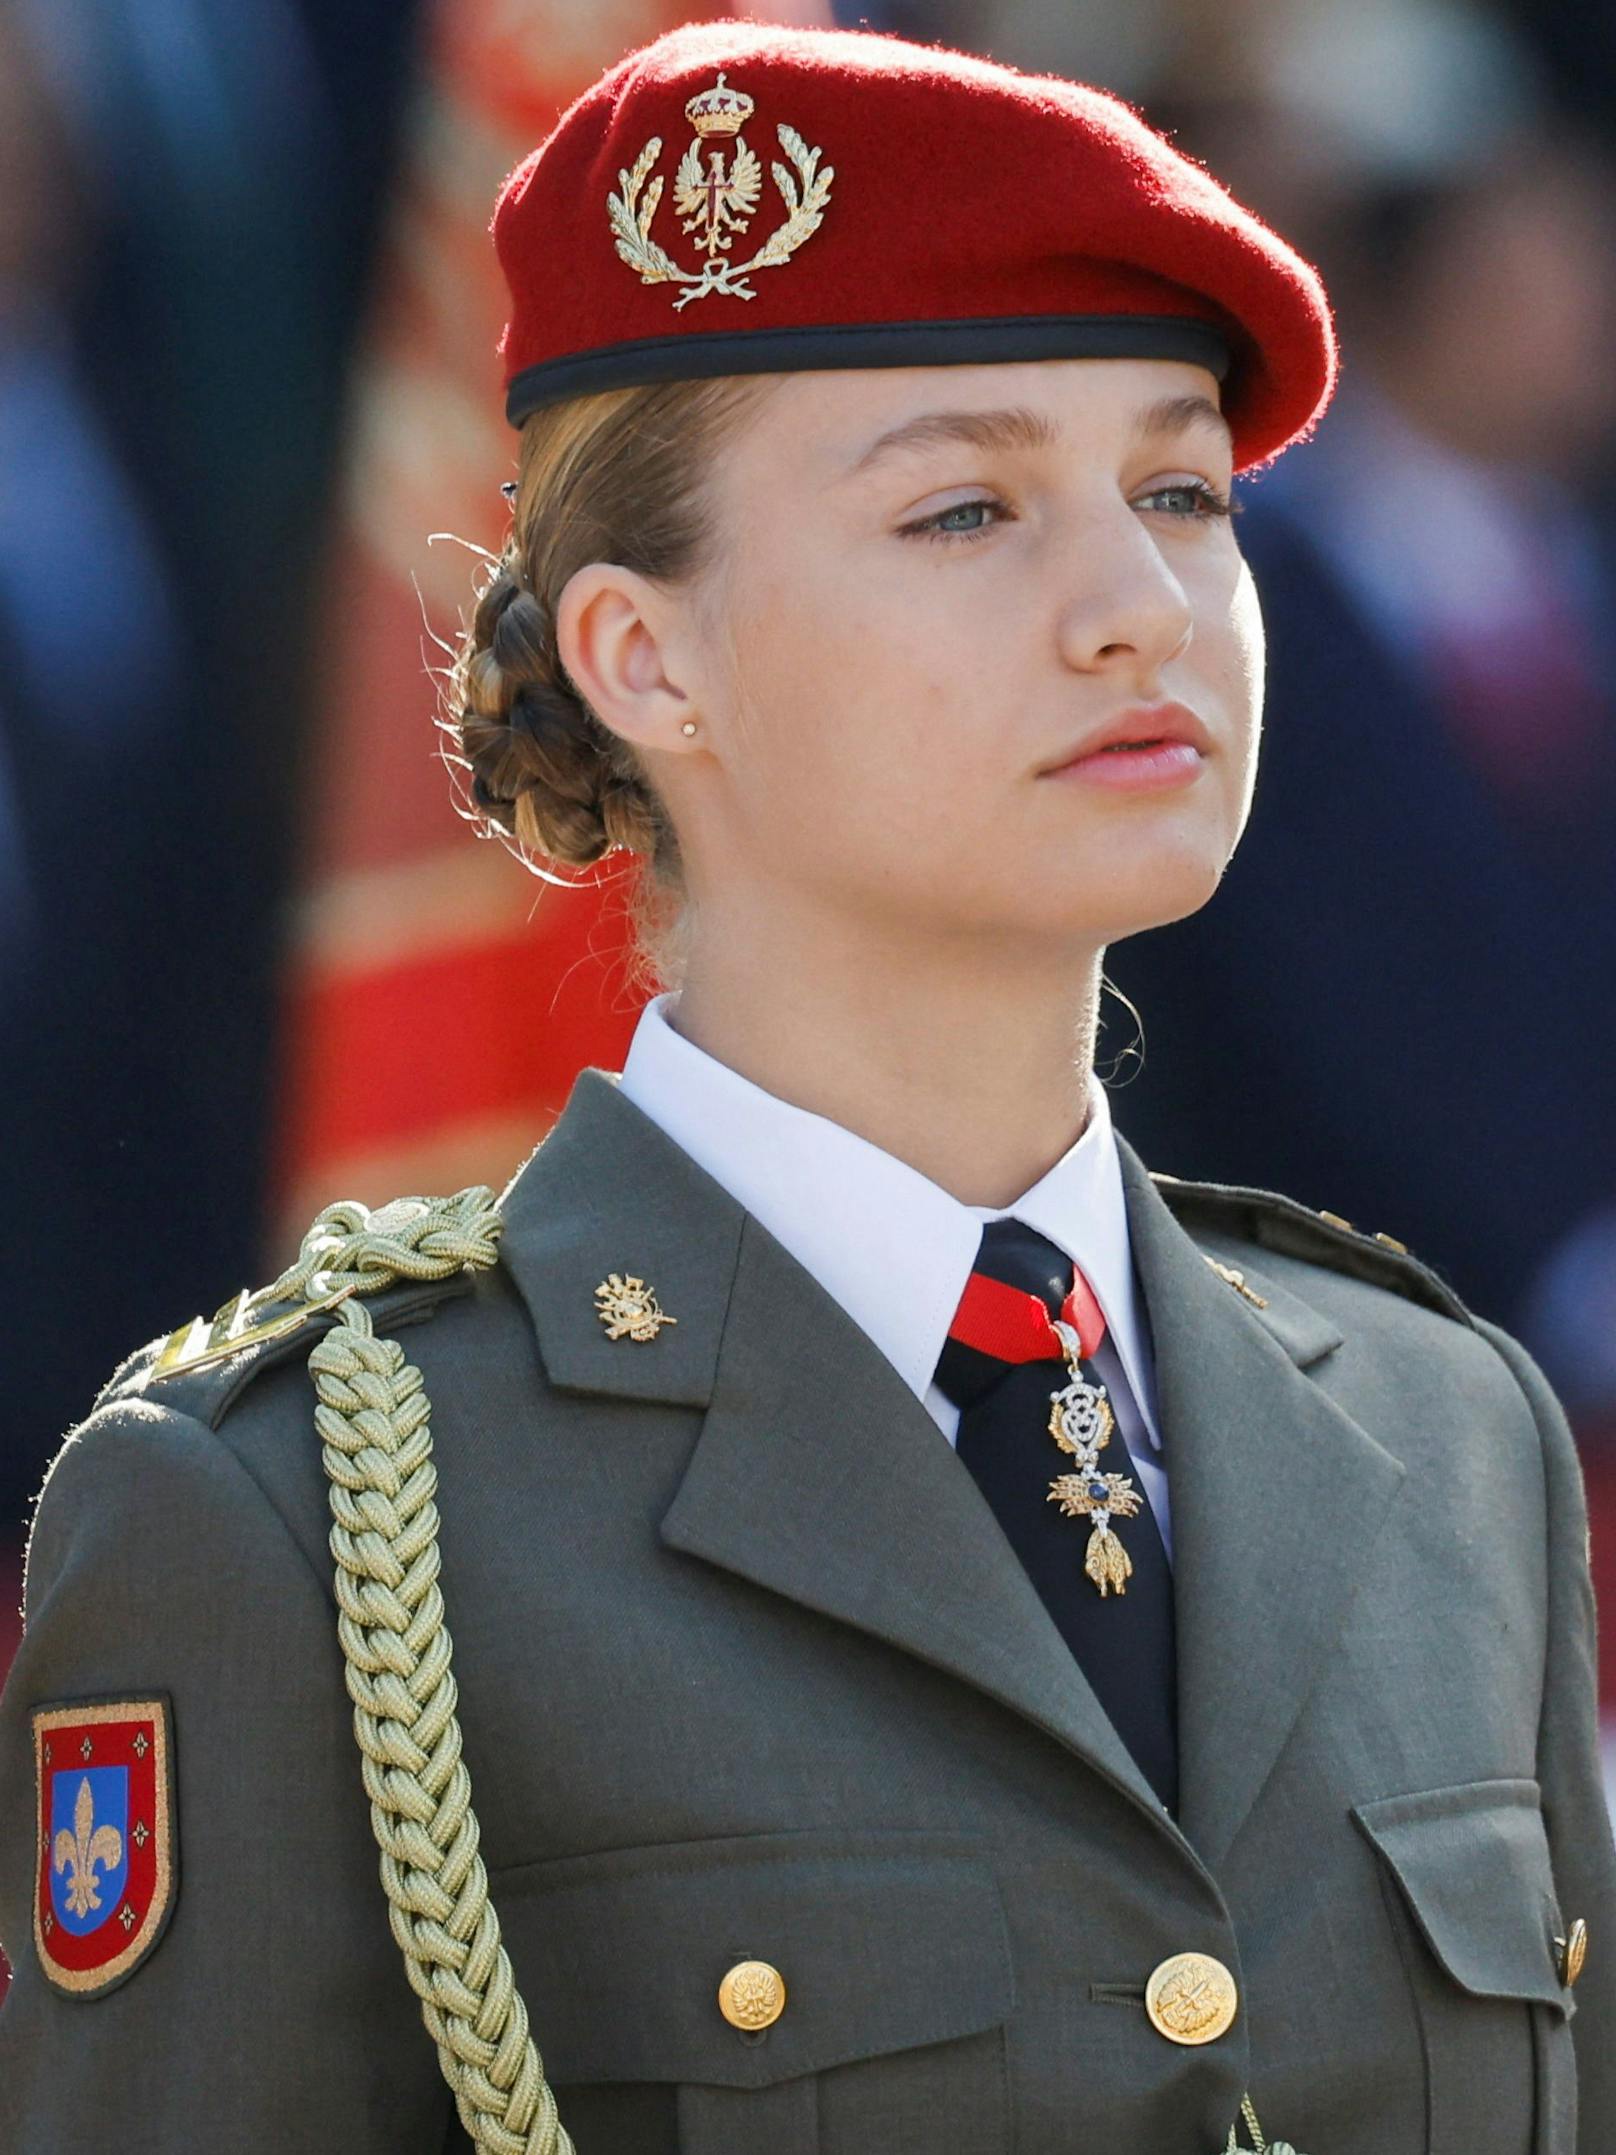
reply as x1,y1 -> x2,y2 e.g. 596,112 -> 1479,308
273,1 -> 829,1239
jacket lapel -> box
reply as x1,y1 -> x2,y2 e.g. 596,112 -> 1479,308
1115,1137 -> 1408,1866
499,1069 -> 1406,1868
495,1065 -> 744,1411
500,1069 -> 1176,1830
662,1203 -> 1175,1820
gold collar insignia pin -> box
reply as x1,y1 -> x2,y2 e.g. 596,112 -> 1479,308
607,71 -> 834,311
1204,1255 -> 1269,1308
595,1273 -> 678,1342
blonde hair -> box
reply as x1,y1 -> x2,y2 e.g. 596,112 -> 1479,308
447,375 -> 774,985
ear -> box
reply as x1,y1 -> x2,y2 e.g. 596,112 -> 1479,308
554,563 -> 703,758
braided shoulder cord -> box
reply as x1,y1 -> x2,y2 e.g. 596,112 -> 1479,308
278,1189 -> 574,2155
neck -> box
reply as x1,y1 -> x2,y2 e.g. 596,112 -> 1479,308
668,901 -> 1105,1208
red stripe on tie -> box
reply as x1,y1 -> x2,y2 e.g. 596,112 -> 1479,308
947,1265 -> 1108,1364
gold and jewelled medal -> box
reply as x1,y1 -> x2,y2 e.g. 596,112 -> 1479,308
1043,1315 -> 1143,1597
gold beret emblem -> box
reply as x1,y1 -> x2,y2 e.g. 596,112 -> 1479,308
607,71 -> 834,310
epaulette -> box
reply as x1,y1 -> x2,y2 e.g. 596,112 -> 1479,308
93,1189 -> 501,1432
1148,1170 -> 1474,1327
95,1270 -> 479,1432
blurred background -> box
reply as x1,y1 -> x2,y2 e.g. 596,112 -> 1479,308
3,0 -> 1614,1997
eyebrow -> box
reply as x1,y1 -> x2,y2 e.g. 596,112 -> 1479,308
846,392 -> 1232,475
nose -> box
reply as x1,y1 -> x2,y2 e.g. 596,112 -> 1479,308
1053,509 -> 1196,684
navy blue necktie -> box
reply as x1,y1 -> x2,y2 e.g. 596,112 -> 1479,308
933,1217 -> 1179,1812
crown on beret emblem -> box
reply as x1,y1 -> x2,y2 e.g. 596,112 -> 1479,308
607,71 -> 834,311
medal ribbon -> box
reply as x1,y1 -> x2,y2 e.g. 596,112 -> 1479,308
945,1264 -> 1107,1365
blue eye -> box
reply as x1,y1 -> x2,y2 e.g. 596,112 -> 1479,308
898,496 -> 1012,544
899,480 -> 1238,546
1140,479 -> 1238,520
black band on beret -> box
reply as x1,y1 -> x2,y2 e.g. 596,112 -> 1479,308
505,313 -> 1234,427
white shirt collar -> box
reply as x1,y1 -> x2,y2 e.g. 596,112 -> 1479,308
616,992 -> 1159,1451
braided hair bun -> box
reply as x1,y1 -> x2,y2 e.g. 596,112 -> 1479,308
459,570 -> 659,867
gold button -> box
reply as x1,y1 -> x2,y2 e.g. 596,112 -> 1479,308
1145,1952 -> 1239,2045
1560,1919 -> 1589,1988
1373,1230 -> 1409,1253
718,1959 -> 786,2031
1318,1210 -> 1354,1233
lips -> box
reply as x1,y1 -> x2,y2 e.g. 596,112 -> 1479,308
1041,702 -> 1211,774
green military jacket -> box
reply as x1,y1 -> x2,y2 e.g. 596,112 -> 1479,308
2,1065 -> 1613,2153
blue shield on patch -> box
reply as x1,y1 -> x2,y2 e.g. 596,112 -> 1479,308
48,1764 -> 130,1936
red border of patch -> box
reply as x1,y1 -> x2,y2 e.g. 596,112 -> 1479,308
32,1696 -> 177,1999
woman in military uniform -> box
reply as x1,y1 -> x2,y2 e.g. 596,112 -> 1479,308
2,20 -> 1612,2155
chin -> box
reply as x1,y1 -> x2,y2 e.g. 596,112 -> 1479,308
1054,845 -> 1229,942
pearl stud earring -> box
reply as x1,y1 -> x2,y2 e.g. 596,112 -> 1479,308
681,720 -> 698,737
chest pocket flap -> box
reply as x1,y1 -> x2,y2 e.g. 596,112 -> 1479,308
494,1829 -> 1015,2088
1352,1777 -> 1570,2012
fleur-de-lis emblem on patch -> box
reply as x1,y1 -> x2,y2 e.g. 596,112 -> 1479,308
595,1273 -> 678,1342
53,1777 -> 124,1920
607,71 -> 834,311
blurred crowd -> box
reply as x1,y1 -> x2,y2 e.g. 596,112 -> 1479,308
3,0 -> 1614,1788
1105,0 -> 1616,1449
0,0 -> 425,1584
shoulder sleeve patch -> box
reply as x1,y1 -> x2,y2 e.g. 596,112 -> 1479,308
33,1696 -> 177,1999
1150,1171 -> 1473,1325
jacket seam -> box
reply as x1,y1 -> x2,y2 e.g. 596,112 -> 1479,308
1470,1318 -> 1558,1772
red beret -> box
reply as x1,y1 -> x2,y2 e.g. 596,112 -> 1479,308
493,19 -> 1337,474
